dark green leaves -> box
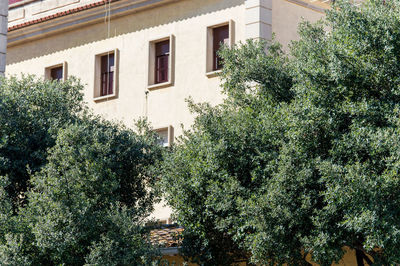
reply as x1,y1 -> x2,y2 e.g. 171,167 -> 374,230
160,1 -> 400,264
0,76 -> 162,265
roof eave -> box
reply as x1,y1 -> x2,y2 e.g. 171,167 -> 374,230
7,0 -> 179,46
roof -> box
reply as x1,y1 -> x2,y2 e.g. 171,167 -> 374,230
8,0 -> 119,32
150,225 -> 184,248
9,0 -> 24,4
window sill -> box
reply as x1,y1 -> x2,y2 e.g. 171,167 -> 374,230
147,81 -> 173,90
206,70 -> 222,78
93,93 -> 117,102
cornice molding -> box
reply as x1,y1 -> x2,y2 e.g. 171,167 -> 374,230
8,0 -> 120,32
7,0 -> 177,46
285,0 -> 330,13
9,0 -> 40,9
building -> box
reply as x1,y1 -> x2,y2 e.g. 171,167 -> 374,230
4,0 -> 344,263
5,0 -> 328,224
0,1 -> 7,76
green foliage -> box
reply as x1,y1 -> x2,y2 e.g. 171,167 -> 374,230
0,76 -> 85,208
24,119 -> 160,265
160,0 -> 400,265
83,206 -> 155,266
0,76 -> 162,265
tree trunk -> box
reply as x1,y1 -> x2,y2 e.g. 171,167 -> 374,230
356,249 -> 373,266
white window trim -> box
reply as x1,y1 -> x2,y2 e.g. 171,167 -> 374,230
205,69 -> 222,78
205,20 -> 235,77
147,34 -> 175,90
44,61 -> 68,81
155,125 -> 174,147
93,48 -> 119,102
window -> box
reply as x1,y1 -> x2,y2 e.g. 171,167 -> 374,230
158,129 -> 169,147
155,40 -> 169,84
45,62 -> 67,81
155,126 -> 174,147
148,35 -> 175,89
94,49 -> 119,101
100,53 -> 114,96
212,25 -> 229,71
206,21 -> 234,76
50,66 -> 63,81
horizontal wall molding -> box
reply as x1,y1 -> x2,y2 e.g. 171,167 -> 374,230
9,0 -> 40,9
8,0 -> 177,45
284,0 -> 328,13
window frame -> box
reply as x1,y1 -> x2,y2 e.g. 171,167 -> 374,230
154,125 -> 174,147
44,61 -> 67,81
147,35 -> 175,90
93,49 -> 119,102
206,20 -> 235,77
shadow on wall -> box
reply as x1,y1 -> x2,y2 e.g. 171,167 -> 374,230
7,0 -> 243,65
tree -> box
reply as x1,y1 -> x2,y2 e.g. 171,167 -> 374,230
0,76 -> 85,209
0,76 -> 163,265
160,0 -> 400,265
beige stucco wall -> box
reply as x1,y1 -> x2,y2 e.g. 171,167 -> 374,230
6,0 -> 246,221
7,0 -> 246,133
5,1 -> 373,265
5,0 -> 328,222
273,0 -> 325,49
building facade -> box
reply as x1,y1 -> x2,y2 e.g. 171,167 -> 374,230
5,0 -> 371,264
3,0 -> 333,259
0,1 -> 8,76
5,0 -> 328,223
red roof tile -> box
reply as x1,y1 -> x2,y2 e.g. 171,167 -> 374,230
9,0 -> 25,4
8,0 -> 119,32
